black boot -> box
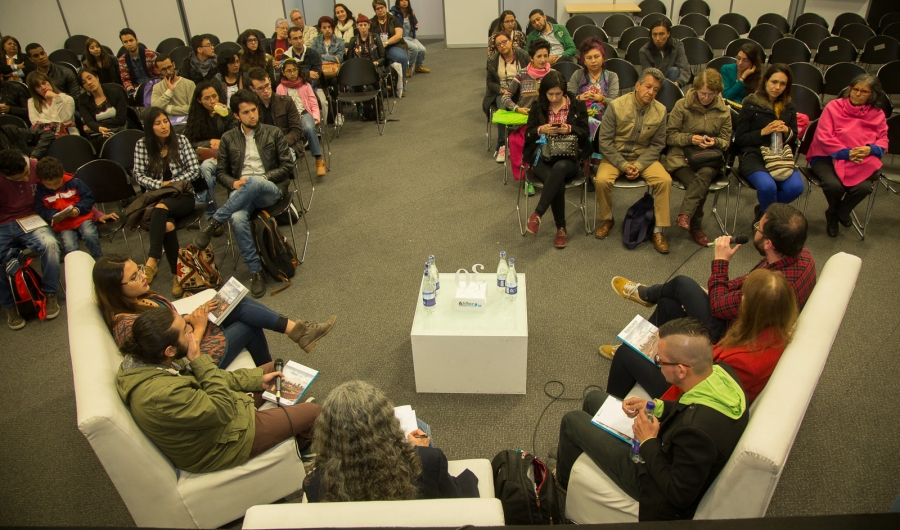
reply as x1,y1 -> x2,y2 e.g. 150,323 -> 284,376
825,211 -> 839,237
194,218 -> 223,249
250,271 -> 267,298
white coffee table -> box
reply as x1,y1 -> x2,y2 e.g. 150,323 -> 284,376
410,273 -> 528,394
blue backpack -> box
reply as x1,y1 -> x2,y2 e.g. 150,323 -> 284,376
622,193 -> 655,250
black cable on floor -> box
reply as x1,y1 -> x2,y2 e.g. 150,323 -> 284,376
532,381 -> 603,455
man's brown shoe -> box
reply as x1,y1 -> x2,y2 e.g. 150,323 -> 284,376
676,214 -> 691,230
690,228 -> 710,246
594,218 -> 614,239
414,66 -> 430,73
315,158 -> 326,176
651,231 -> 670,253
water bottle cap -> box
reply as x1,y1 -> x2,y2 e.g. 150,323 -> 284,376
646,401 -> 655,411
508,258 -> 515,264
429,255 -> 435,261
500,251 -> 506,257
424,269 -> 429,276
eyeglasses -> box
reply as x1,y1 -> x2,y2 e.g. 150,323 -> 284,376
159,65 -> 175,72
282,67 -> 298,74
122,265 -> 146,285
246,38 -> 259,43
495,39 -> 510,46
253,82 -> 272,92
753,221 -> 761,233
201,43 -> 214,48
736,56 -> 750,64
850,87 -> 872,96
697,91 -> 716,99
654,353 -> 690,368
200,95 -> 218,102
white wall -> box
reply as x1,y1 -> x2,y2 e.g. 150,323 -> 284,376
58,0 -> 128,52
122,0 -> 187,52
445,0 -> 498,47
506,0 -> 555,23
304,0 -> 336,25
0,0 -> 70,53
233,0 -> 286,35
182,0 -> 239,41
414,0 -> 445,39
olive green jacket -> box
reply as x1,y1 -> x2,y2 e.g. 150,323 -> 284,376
663,88 -> 732,172
597,92 -> 667,172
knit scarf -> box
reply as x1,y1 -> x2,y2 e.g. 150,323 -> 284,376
527,62 -> 550,80
336,20 -> 354,35
190,53 -> 217,77
280,77 -> 305,90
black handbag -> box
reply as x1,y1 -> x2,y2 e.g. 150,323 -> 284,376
540,134 -> 578,161
684,145 -> 724,170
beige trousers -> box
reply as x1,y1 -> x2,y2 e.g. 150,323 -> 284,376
593,159 -> 672,227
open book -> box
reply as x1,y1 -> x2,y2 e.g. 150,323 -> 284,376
51,205 -> 74,226
207,277 -> 248,325
394,405 -> 418,437
617,315 -> 659,364
590,395 -> 636,444
262,361 -> 319,406
16,215 -> 48,233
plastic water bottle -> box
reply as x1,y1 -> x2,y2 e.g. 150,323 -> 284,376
429,255 -> 439,297
505,258 -> 517,301
630,401 -> 656,464
496,251 -> 508,292
771,132 -> 782,152
422,267 -> 436,313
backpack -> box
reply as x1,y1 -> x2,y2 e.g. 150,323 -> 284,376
275,203 -> 300,226
175,244 -> 222,293
4,252 -> 46,320
491,450 -> 560,525
251,210 -> 297,295
622,192 -> 656,250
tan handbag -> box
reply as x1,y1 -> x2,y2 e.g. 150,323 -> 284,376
322,62 -> 339,79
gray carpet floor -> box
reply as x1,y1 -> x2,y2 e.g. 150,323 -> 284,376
1,44 -> 899,526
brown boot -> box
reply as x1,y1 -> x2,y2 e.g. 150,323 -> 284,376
172,276 -> 184,297
315,158 -> 326,177
288,315 -> 337,353
144,262 -> 158,284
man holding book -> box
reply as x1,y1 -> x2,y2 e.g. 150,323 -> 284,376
0,149 -> 61,329
555,318 -> 749,521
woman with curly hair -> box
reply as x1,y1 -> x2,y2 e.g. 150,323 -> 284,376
238,29 -> 275,84
304,380 -> 479,502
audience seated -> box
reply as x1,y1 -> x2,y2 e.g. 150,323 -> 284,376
807,74 -> 888,237
23,43 -> 82,98
488,10 -> 526,57
117,28 -> 160,99
595,68 -> 671,253
1,36 -> 28,81
285,26 -> 329,126
238,29 -> 275,85
276,59 -> 326,176
247,67 -> 308,167
501,39 -> 553,184
192,89 -> 294,298
83,38 -> 122,86
130,107 -> 202,295
290,9 -> 319,47
304,380 -> 480,502
720,43 -> 762,105
640,19 -> 690,88
346,15 -> 388,123
606,203 -> 815,347
270,18 -> 291,64
0,74 -> 32,125
25,71 -> 78,136
334,4 -> 357,44
215,53 -> 249,108
526,9 -> 576,65
0,149 -> 62,329
372,0 -> 409,92
606,269 -> 798,403
77,70 -> 128,145
522,70 -> 591,249
151,54 -> 195,128
180,35 -> 225,100
0,124 -> 53,158
34,156 -> 101,258
734,64 -> 803,221
663,68 -> 732,247
93,254 -> 336,369
392,0 -> 430,76
485,31 -> 529,163
109,305 -> 321,472
569,37 -> 619,147
311,16 -> 344,98
557,318 -> 750,522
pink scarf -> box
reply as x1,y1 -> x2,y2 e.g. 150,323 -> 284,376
527,63 -> 550,80
806,97 -> 888,187
280,78 -> 305,90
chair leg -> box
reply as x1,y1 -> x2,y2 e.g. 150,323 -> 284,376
298,156 -> 315,212
731,180 -> 743,236
580,178 -> 590,235
850,179 -> 880,241
502,130 -> 511,185
137,230 -> 147,263
486,108 -> 494,152
711,186 -> 730,235
376,95 -> 385,136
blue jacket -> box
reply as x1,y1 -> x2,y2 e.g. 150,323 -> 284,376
720,63 -> 747,104
390,6 -> 418,39
34,173 -> 95,232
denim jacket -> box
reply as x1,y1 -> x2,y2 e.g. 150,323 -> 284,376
311,35 -> 345,63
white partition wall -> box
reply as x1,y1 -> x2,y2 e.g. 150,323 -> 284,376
445,0 -> 498,47
0,0 -> 70,53
303,0 -> 336,25
122,0 -> 187,52
414,0 -> 445,38
58,0 -> 128,51
233,0 -> 286,34
343,0 -> 375,20
182,0 -> 240,42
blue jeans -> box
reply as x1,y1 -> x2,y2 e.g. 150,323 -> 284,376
665,67 -> 681,83
217,296 -> 285,368
0,222 -> 61,308
405,38 -> 426,68
59,220 -> 102,259
416,418 -> 435,448
197,159 -> 218,218
744,170 -> 804,215
300,113 -> 322,158
214,176 -> 282,274
386,45 -> 408,79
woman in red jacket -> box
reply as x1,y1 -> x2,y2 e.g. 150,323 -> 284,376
606,268 -> 798,403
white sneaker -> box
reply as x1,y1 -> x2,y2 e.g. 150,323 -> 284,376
495,146 -> 506,163
335,113 -> 344,127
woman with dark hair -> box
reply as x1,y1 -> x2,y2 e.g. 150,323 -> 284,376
569,37 -> 619,142
238,29 -> 275,85
25,71 -> 77,136
391,0 -> 430,76
334,3 -> 356,42
214,53 -> 249,108
639,19 -> 690,87
92,254 -> 337,369
77,70 -> 127,145
484,30 -> 529,162
132,107 -> 202,294
304,380 -> 478,502
720,43 -> 761,105
605,268 -> 798,404
276,58 -> 325,169
734,63 -> 803,220
312,16 -> 345,64
184,81 -> 236,224
807,74 -> 888,237
521,69 -> 590,249
83,38 -> 122,85
1,36 -> 27,81
488,10 -> 526,56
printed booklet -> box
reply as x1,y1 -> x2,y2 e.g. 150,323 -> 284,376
262,361 -> 319,406
590,395 -> 635,444
208,277 -> 248,325
617,315 -> 659,363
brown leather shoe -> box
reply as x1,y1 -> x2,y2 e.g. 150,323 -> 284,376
315,158 -> 326,176
651,231 -> 670,253
414,66 -> 430,73
676,214 -> 691,230
594,218 -> 614,239
690,228 -> 710,246
526,212 -> 541,235
554,227 -> 567,248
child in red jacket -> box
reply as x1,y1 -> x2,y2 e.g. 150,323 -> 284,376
34,157 -> 102,258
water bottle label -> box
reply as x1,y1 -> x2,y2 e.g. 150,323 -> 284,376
632,439 -> 640,453
435,281 -> 440,290
497,278 -> 506,287
423,292 -> 435,307
506,285 -> 517,295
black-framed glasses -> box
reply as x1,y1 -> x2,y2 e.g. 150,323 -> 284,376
246,38 -> 259,43
654,353 -> 689,368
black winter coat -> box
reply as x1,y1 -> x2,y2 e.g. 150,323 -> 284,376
483,49 -> 530,117
734,92 -> 798,177
522,96 -> 591,166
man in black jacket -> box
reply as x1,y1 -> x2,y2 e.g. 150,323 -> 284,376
0,125 -> 53,158
555,318 -> 749,521
0,77 -> 32,126
178,35 -> 225,100
194,89 -> 293,298
23,43 -> 82,98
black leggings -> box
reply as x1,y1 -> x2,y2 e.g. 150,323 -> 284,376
148,194 -> 195,273
533,158 -> 579,228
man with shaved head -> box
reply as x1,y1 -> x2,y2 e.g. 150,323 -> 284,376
554,318 -> 749,521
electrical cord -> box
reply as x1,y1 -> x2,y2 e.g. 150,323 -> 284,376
532,381 -> 604,455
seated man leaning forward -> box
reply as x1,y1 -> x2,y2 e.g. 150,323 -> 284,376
116,307 -> 319,473
556,318 -> 749,521
604,203 -> 815,354
194,89 -> 293,299
595,67 -> 672,253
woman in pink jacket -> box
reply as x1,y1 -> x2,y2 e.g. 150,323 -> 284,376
275,58 -> 325,176
806,74 -> 888,237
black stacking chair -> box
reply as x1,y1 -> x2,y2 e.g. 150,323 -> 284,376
334,58 -> 386,136
215,42 -> 241,59
880,14 -> 900,33
603,14 -> 635,46
638,0 -> 667,18
815,37 -> 858,66
793,13 -> 828,32
770,38 -> 812,65
792,85 -> 823,121
49,49 -> 81,66
679,0 -> 710,17
203,34 -> 221,46
600,42 -> 619,60
566,15 -> 596,36
795,23 -> 832,55
46,135 -> 95,173
625,38 -> 649,65
64,35 -> 90,55
74,160 -> 135,252
724,39 -> 765,63
758,13 -> 791,34
156,38 -> 186,56
719,13 -> 751,35
789,62 -> 825,93
704,24 -> 740,52
884,23 -> 900,42
657,79 -> 684,113
832,13 -> 867,35
604,58 -> 639,93
98,129 -> 145,181
551,61 -> 582,80
877,61 -> 900,105
748,23 -> 784,51
824,62 -> 867,98
573,26 -> 609,49
839,23 -> 875,52
0,115 -> 28,128
618,26 -> 650,53
168,46 -> 191,67
682,37 -> 714,73
680,13 -> 711,36
670,25 -> 697,41
641,13 -> 671,30
860,36 -> 900,67
707,56 -> 735,72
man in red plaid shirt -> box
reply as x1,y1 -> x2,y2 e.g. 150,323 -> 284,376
605,203 -> 815,352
